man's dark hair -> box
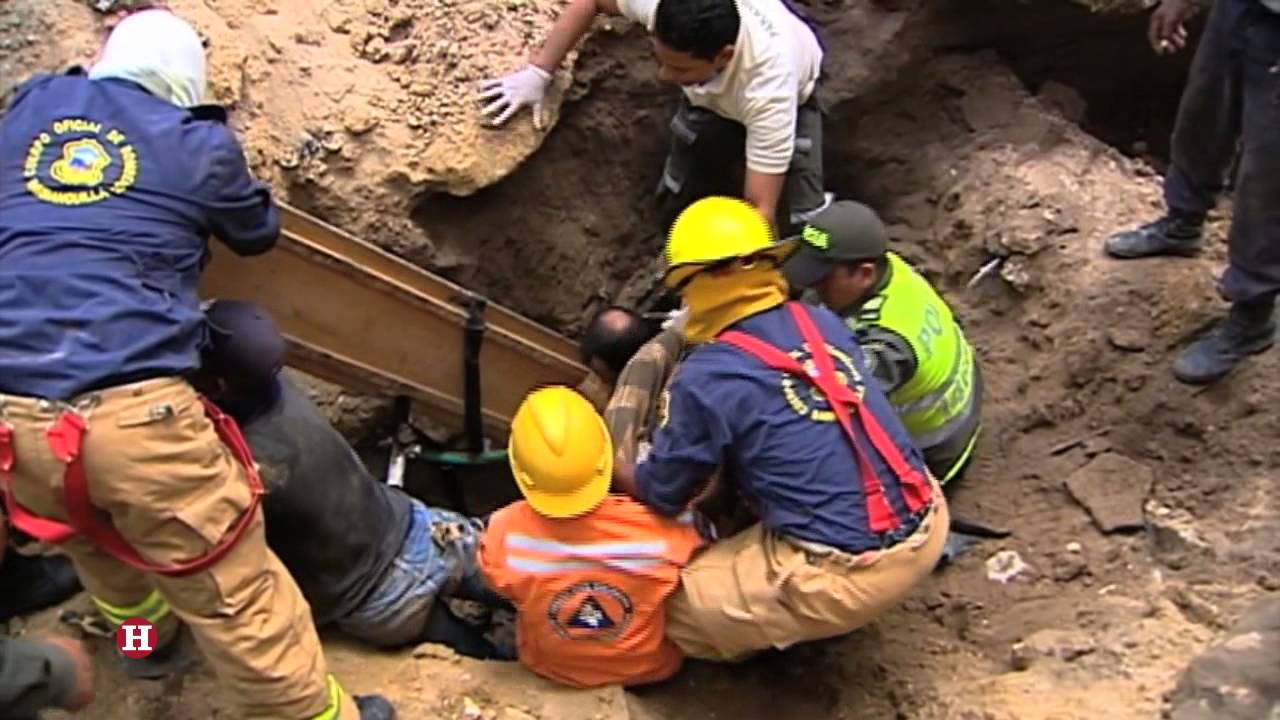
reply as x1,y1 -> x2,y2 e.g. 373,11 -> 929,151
580,307 -> 658,377
654,0 -> 741,61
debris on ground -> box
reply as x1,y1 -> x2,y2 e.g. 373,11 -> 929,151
1065,453 -> 1154,533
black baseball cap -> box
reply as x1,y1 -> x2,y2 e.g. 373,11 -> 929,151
782,200 -> 889,289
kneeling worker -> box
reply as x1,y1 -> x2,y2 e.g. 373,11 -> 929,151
781,200 -> 982,485
196,301 -> 509,660
479,387 -> 705,688
612,197 -> 949,661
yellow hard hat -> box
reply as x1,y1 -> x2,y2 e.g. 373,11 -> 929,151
663,196 -> 796,288
508,386 -> 613,519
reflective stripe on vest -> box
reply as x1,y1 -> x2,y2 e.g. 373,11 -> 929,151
718,302 -> 931,534
849,253 -> 976,448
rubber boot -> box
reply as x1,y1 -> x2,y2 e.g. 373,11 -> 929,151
1104,211 -> 1205,259
355,694 -> 398,720
0,552 -> 82,623
121,624 -> 200,680
1172,298 -> 1277,385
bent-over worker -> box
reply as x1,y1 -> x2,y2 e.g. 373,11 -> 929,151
195,301 -> 510,660
480,0 -> 828,233
479,387 -> 705,688
782,200 -> 983,486
612,197 -> 950,661
1104,0 -> 1280,385
0,9 -> 390,719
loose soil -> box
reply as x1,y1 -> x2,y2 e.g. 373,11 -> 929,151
3,0 -> 1278,718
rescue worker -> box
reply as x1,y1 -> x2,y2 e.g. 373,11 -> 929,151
611,196 -> 950,661
194,301 -> 510,660
0,634 -> 94,719
0,9 -> 391,719
781,200 -> 983,486
478,386 -> 705,688
1104,0 -> 1280,385
480,0 -> 829,234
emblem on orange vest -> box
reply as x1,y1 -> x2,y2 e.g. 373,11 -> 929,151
547,581 -> 634,642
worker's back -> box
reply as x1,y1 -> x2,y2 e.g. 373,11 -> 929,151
479,496 -> 703,688
0,70 -> 278,399
238,375 -> 414,625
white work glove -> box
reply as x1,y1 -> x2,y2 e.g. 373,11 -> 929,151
479,64 -> 553,130
661,307 -> 690,333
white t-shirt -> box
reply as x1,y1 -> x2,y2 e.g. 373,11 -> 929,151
617,0 -> 824,175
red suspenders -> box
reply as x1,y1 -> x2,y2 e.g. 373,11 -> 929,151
718,302 -> 932,534
0,397 -> 264,577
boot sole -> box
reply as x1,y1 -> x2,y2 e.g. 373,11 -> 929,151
1105,244 -> 1204,260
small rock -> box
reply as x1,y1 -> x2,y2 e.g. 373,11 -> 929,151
1010,629 -> 1097,671
1165,584 -> 1224,629
463,697 -> 483,720
1038,81 -> 1088,124
1107,326 -> 1150,352
1146,502 -> 1215,570
1065,453 -> 1153,533
986,550 -> 1031,583
1066,541 -> 1083,554
412,642 -> 460,662
1051,552 -> 1089,583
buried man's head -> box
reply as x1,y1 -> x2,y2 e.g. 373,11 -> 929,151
580,307 -> 658,387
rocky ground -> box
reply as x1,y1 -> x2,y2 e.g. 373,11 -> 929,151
4,0 -> 1279,718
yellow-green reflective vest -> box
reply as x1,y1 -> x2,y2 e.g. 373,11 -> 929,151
846,253 -> 977,451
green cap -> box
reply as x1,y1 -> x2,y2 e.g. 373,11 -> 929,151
782,200 -> 888,289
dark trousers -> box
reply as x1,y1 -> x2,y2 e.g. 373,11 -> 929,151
1164,0 -> 1280,304
655,95 -> 827,236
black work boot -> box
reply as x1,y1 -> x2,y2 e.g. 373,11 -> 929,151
121,625 -> 200,680
1105,211 -> 1205,259
355,694 -> 397,720
1172,298 -> 1277,385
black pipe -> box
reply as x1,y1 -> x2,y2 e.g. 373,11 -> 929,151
462,295 -> 487,455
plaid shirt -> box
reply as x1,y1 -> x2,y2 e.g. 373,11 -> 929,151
603,330 -> 686,467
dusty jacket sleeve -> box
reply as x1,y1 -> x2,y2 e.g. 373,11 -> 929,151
0,637 -> 76,718
632,366 -> 731,516
198,124 -> 280,256
856,325 -> 918,395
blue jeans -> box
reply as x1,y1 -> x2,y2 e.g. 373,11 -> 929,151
335,501 -> 505,657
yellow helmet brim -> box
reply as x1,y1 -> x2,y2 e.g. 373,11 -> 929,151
662,238 -> 800,289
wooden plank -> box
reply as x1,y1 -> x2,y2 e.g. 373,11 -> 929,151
199,204 -> 588,435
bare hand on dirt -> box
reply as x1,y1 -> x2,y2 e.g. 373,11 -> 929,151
479,65 -> 552,130
43,635 -> 95,711
1148,0 -> 1197,55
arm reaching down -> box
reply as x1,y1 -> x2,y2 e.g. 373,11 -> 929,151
201,127 -> 280,256
480,0 -> 622,129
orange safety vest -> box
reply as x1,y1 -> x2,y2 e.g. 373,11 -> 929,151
479,495 -> 704,689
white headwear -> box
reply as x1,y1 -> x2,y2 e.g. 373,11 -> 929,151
88,9 -> 207,108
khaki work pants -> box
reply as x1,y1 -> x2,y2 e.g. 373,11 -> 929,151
1,378 -> 358,719
665,488 -> 949,661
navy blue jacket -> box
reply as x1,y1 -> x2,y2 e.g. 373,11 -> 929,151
634,303 -> 931,553
0,69 -> 278,399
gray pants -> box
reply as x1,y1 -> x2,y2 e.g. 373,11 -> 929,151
1163,0 -> 1280,303
656,95 -> 827,236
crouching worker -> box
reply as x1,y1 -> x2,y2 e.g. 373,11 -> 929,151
612,197 -> 950,662
0,9 -> 385,718
782,200 -> 982,486
479,387 -> 705,688
195,301 -> 511,660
